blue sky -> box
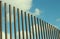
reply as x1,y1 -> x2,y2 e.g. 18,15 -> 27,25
1,0 -> 60,39
30,0 -> 60,29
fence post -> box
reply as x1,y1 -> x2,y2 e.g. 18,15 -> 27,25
9,5 -> 12,39
59,31 -> 60,39
17,8 -> 20,39
28,13 -> 31,39
13,7 -> 17,39
34,16 -> 37,39
31,15 -> 34,39
37,18 -> 40,39
4,3 -> 8,39
21,10 -> 24,39
0,1 -> 2,39
25,12 -> 28,39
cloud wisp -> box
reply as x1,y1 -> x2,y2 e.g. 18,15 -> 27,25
27,8 -> 41,16
56,18 -> 60,22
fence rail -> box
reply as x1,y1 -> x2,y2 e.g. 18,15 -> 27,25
0,1 -> 60,39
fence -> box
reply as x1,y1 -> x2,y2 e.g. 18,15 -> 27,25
0,1 -> 60,39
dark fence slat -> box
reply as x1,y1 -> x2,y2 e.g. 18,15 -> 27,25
42,20 -> 45,39
24,12 -> 28,39
28,13 -> 31,39
34,16 -> 38,39
9,5 -> 12,39
44,22 -> 46,39
52,26 -> 54,39
56,29 -> 58,39
40,19 -> 43,39
51,25 -> 53,39
47,23 -> 49,39
46,23 -> 48,39
49,24 -> 50,39
49,24 -> 51,39
0,1 -> 2,39
41,20 -> 43,39
54,27 -> 56,39
13,7 -> 16,39
44,21 -> 47,39
45,22 -> 47,39
4,3 -> 7,39
51,25 -> 52,39
43,20 -> 45,39
37,18 -> 40,39
59,30 -> 60,39
55,28 -> 56,39
31,15 -> 34,39
21,10 -> 24,39
50,25 -> 52,39
17,8 -> 20,39
53,26 -> 55,39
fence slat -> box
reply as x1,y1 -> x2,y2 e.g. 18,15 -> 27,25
28,13 -> 31,39
34,16 -> 37,39
9,5 -> 12,39
37,18 -> 40,39
46,23 -> 48,39
31,15 -> 34,39
44,21 -> 46,39
42,20 -> 45,39
53,26 -> 55,39
17,8 -> 20,39
48,23 -> 49,39
13,7 -> 16,39
40,19 -> 43,39
4,3 -> 7,39
24,12 -> 28,39
21,10 -> 24,39
40,19 -> 44,39
52,26 -> 54,39
45,22 -> 46,39
59,30 -> 60,39
49,24 -> 51,39
0,1 -> 2,39
49,24 -> 50,39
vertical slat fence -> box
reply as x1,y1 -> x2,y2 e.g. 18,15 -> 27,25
0,1 -> 60,39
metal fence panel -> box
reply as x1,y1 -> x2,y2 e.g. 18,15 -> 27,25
0,1 -> 60,39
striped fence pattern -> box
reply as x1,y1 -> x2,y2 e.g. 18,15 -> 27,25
0,1 -> 60,39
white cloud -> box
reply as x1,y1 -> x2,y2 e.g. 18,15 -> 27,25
27,8 -> 41,16
33,8 -> 41,16
1,0 -> 32,11
56,18 -> 60,22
